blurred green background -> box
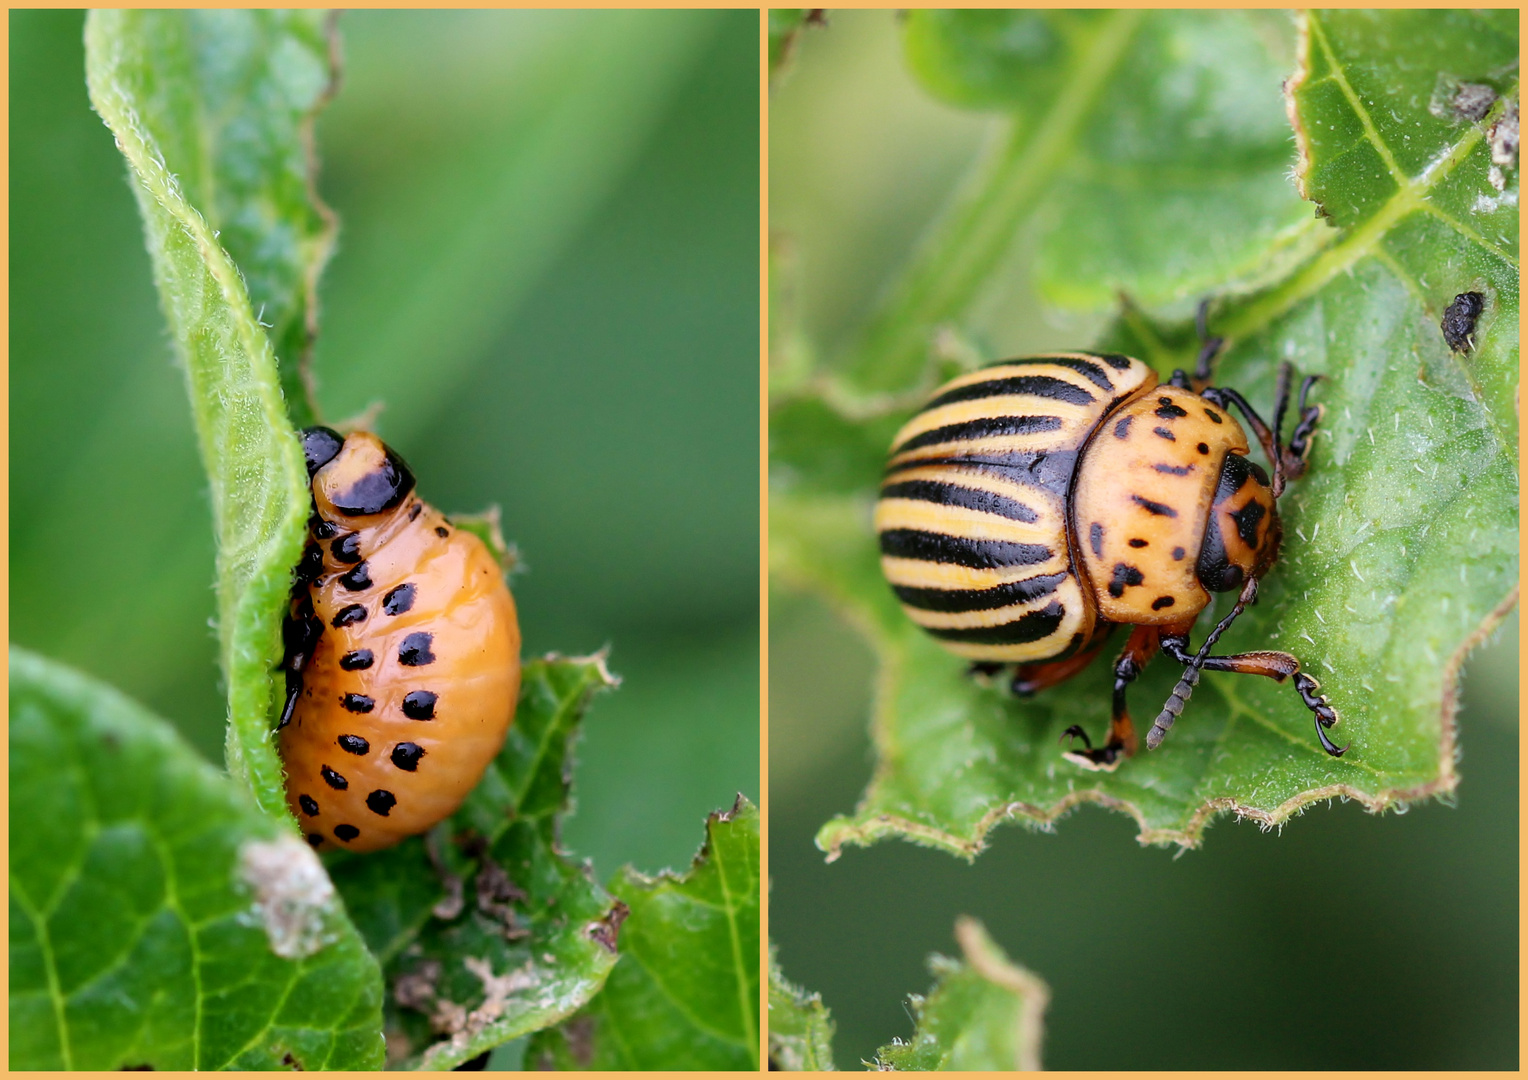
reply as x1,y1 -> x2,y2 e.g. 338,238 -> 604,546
11,8 -> 758,881
770,11 -> 1517,1069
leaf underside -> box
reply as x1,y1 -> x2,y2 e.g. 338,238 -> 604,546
525,797 -> 762,1070
770,9 -> 1519,858
327,656 -> 626,1071
9,648 -> 384,1071
84,9 -> 337,818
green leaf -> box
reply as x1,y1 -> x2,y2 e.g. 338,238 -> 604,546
844,11 -> 1319,393
768,947 -> 837,1071
328,656 -> 625,1070
8,647 -> 383,1071
526,797 -> 761,1070
84,10 -> 327,817
771,9 -> 1519,857
873,918 -> 1048,1071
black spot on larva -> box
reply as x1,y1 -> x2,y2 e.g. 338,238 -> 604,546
435,526 -> 449,538
409,502 -> 423,521
1131,494 -> 1178,518
1089,522 -> 1104,558
399,632 -> 436,666
321,766 -> 348,790
338,733 -> 370,755
383,583 -> 416,616
342,693 -> 375,714
332,604 -> 366,628
1155,398 -> 1189,419
1113,415 -> 1134,439
339,562 -> 372,591
333,824 -> 360,842
1204,408 -> 1223,424
1153,426 -> 1176,441
392,742 -> 425,771
1152,595 -> 1176,610
339,649 -> 374,671
332,533 -> 362,564
366,790 -> 397,816
330,446 -> 416,516
306,832 -> 323,848
299,794 -> 319,816
1172,546 -> 1186,560
402,690 -> 437,720
1197,442 -> 1210,455
1153,462 -> 1193,476
296,543 -> 324,584
1128,538 -> 1148,548
1107,562 -> 1144,598
310,515 -> 338,541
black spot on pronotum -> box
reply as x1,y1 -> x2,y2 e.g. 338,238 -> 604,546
366,790 -> 397,816
321,765 -> 348,790
1113,415 -> 1134,439
1155,399 -> 1189,419
383,583 -> 416,616
402,690 -> 437,720
1230,499 -> 1267,546
1089,522 -> 1104,558
299,794 -> 319,816
1153,426 -> 1176,441
301,426 -> 344,476
339,649 -> 374,671
1151,595 -> 1176,610
1128,538 -> 1148,548
1197,442 -> 1210,455
392,742 -> 425,771
435,526 -> 449,538
1131,494 -> 1179,518
1172,546 -> 1186,561
399,632 -> 436,666
339,562 -> 372,591
332,604 -> 366,628
332,533 -> 362,564
1153,462 -> 1193,476
342,693 -> 375,714
1107,562 -> 1144,598
338,734 -> 370,755
1204,408 -> 1223,424
333,824 -> 360,842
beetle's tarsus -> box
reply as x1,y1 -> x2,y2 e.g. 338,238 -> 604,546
1060,724 -> 1093,750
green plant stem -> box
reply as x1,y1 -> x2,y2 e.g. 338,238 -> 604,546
843,9 -> 1144,394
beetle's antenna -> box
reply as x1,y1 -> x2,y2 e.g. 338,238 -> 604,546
1146,576 -> 1259,750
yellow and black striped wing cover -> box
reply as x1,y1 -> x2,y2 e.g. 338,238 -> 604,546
875,354 -> 1155,662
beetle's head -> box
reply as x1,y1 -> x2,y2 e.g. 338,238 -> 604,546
302,427 -> 416,525
1197,451 -> 1280,593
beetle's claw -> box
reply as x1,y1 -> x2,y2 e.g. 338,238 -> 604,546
1059,724 -> 1093,750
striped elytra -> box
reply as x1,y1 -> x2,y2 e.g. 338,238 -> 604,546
876,348 -> 1341,770
278,428 -> 521,852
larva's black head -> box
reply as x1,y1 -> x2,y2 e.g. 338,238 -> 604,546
302,426 -> 345,477
308,430 -> 417,523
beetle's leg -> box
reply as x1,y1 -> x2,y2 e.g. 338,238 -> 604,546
1191,298 -> 1224,389
1011,624 -> 1115,696
1285,374 -> 1324,474
1062,624 -> 1158,772
967,660 -> 1005,679
1158,637 -> 1346,757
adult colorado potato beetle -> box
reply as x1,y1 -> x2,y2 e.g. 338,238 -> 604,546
875,316 -> 1342,771
279,427 -> 521,851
